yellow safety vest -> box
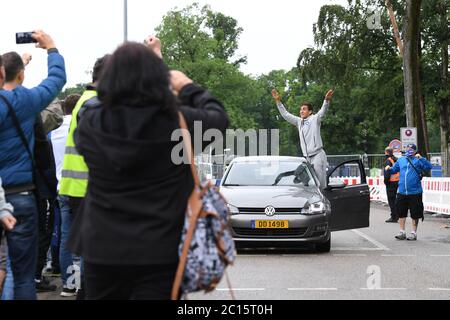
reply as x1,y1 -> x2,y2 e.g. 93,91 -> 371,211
59,90 -> 97,197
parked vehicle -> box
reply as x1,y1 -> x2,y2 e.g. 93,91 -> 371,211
220,156 -> 370,252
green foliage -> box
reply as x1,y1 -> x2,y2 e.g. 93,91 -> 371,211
155,2 -> 255,130
155,3 -> 246,67
295,0 -> 447,154
58,83 -> 86,100
60,0 -> 447,156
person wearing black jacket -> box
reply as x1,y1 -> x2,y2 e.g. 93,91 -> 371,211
68,42 -> 229,300
384,147 -> 399,223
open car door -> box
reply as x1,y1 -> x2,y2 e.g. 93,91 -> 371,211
322,159 -> 370,232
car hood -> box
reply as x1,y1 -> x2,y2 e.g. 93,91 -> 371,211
220,186 -> 322,208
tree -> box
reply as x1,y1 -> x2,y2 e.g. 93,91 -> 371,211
438,0 -> 449,175
155,3 -> 255,130
296,1 -> 406,154
419,0 -> 449,174
156,3 -> 246,67
205,11 -> 247,65
58,83 -> 86,100
403,0 -> 429,158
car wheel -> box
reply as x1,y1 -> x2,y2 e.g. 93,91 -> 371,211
315,237 -> 331,253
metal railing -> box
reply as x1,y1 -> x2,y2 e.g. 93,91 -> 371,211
196,153 -> 446,181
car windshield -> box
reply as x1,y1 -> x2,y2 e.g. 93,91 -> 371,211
223,160 -> 316,187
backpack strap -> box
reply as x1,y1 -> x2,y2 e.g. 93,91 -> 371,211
0,94 -> 35,166
225,270 -> 236,300
0,94 -> 55,196
178,112 -> 201,187
171,192 -> 202,300
406,157 -> 423,180
171,112 -> 234,300
171,112 -> 202,300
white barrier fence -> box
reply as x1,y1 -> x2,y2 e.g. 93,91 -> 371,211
338,176 -> 450,216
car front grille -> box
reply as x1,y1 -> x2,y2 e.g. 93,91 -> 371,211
233,227 -> 308,237
238,208 -> 302,215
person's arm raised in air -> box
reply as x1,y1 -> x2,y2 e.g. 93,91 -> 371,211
415,154 -> 433,171
171,71 -> 229,150
316,90 -> 334,121
23,30 -> 66,117
144,35 -> 162,59
22,53 -> 32,67
272,89 -> 300,126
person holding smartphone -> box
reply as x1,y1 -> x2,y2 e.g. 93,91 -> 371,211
0,30 -> 66,300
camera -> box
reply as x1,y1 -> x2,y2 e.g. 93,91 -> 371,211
16,32 -> 37,44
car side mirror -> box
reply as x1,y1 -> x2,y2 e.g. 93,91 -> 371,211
326,182 -> 347,190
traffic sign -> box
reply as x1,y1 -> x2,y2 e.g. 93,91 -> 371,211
389,139 -> 402,158
401,128 -> 417,151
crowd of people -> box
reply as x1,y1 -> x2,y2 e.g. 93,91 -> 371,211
0,30 -> 229,300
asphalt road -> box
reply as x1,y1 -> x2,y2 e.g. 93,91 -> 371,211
38,203 -> 450,300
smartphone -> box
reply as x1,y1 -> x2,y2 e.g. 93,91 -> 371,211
16,32 -> 37,44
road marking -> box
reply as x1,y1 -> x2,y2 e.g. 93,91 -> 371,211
429,288 -> 450,291
237,255 -> 268,257
360,288 -> 407,291
333,254 -> 367,257
281,254 -> 319,257
333,247 -> 385,251
430,255 -> 450,257
352,229 -> 390,251
216,288 -> 265,291
288,288 -> 338,291
381,254 -> 416,257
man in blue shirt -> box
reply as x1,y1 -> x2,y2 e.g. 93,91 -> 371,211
385,144 -> 433,241
0,30 -> 66,299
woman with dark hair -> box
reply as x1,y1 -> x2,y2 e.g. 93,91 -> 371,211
68,41 -> 229,300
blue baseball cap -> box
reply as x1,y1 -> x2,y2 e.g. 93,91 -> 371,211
406,143 -> 417,151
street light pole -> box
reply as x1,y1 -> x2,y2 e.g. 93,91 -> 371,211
124,0 -> 128,42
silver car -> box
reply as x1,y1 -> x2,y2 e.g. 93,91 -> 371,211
220,156 -> 370,252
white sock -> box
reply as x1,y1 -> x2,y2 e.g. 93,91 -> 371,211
400,230 -> 406,234
412,231 -> 417,235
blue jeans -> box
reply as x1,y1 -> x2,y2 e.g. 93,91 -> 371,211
5,193 -> 38,300
58,195 -> 75,286
1,253 -> 14,300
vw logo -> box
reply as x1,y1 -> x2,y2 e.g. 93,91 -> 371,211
265,206 -> 276,217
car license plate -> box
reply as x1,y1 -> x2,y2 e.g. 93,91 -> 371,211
253,220 -> 289,229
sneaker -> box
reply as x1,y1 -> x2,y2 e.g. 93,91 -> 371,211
35,277 -> 57,292
43,268 -> 61,278
407,233 -> 417,241
395,232 -> 407,240
60,286 -> 77,297
386,218 -> 399,223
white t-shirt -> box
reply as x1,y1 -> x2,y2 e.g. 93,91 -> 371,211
50,115 -> 72,189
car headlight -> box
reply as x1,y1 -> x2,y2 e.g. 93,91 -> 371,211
301,201 -> 326,215
227,204 -> 240,215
